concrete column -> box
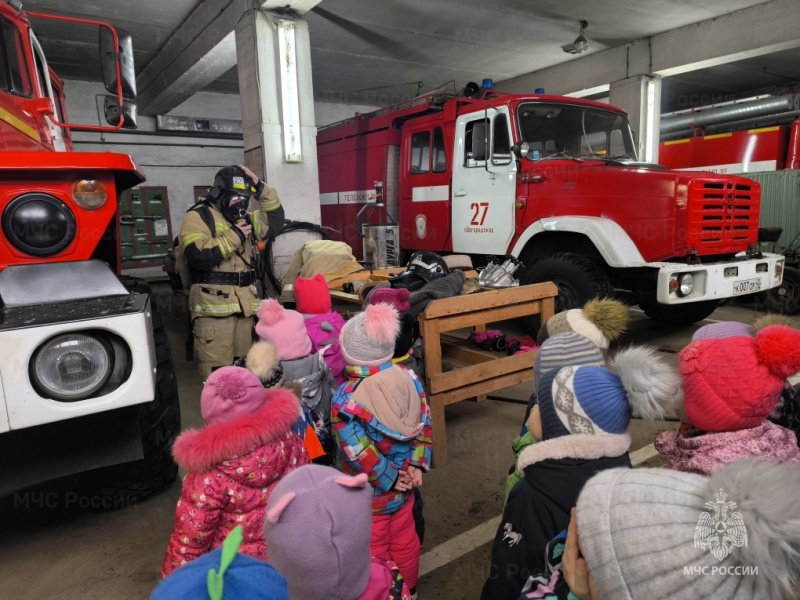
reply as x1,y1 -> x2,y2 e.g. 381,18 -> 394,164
235,11 -> 320,225
610,75 -> 662,163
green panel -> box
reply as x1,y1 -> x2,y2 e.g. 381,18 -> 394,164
119,187 -> 173,268
741,170 -> 800,248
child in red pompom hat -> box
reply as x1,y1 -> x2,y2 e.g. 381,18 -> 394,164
656,324 -> 800,475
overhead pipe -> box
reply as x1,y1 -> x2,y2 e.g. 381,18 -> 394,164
660,94 -> 800,134
661,109 -> 800,141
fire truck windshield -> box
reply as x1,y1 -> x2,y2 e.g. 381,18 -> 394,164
517,102 -> 637,161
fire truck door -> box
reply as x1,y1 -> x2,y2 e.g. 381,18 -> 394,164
451,108 -> 516,254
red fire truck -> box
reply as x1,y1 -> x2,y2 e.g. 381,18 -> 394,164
0,1 -> 179,506
318,84 -> 784,327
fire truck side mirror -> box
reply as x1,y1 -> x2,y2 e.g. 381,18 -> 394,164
104,96 -> 138,129
99,27 -> 137,100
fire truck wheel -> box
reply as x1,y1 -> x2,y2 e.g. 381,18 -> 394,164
762,266 -> 800,315
639,298 -> 719,325
519,252 -> 614,334
84,277 -> 181,507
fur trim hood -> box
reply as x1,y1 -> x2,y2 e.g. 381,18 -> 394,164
172,387 -> 301,473
518,433 -> 631,471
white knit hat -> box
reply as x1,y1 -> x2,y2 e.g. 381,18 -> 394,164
339,303 -> 400,366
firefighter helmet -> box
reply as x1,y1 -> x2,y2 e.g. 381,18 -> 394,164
390,251 -> 450,291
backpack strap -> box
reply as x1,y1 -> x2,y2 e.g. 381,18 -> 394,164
188,202 -> 217,238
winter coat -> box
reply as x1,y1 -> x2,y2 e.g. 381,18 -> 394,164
161,388 -> 309,577
481,433 -> 632,600
655,420 -> 800,476
179,189 -> 282,319
359,558 -> 413,600
332,362 -> 432,514
281,352 -> 337,446
516,530 -> 572,599
408,271 -> 466,315
303,311 -> 348,385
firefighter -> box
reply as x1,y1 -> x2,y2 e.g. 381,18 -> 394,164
179,164 -> 284,379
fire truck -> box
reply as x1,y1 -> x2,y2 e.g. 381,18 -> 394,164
318,83 -> 785,328
0,1 -> 179,505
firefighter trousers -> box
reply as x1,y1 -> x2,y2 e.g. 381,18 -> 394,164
192,314 -> 255,380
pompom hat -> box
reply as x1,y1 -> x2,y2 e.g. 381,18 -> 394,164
533,332 -> 605,383
679,324 -> 800,432
536,297 -> 629,350
339,303 -> 400,366
294,274 -> 332,315
255,299 -> 313,360
367,287 -> 411,313
264,465 -> 373,600
201,366 -> 268,425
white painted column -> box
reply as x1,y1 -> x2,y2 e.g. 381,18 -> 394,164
610,74 -> 662,164
235,11 -> 320,225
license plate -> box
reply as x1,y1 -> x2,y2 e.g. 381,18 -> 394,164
732,278 -> 761,295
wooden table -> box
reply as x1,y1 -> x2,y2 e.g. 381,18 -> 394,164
418,283 -> 557,465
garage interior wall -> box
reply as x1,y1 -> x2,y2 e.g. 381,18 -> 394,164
62,80 -> 378,243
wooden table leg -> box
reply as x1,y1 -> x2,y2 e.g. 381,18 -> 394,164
430,394 -> 447,467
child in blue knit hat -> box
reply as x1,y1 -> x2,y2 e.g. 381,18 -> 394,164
482,346 -> 679,600
152,526 -> 288,600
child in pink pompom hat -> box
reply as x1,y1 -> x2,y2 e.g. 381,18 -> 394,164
656,323 -> 800,475
256,299 -> 337,459
161,366 -> 308,577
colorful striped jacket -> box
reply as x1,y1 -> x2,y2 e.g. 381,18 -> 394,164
332,362 -> 432,514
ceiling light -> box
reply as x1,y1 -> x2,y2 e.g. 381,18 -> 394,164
562,20 -> 589,55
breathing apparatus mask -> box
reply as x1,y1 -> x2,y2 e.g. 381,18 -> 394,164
208,166 -> 257,225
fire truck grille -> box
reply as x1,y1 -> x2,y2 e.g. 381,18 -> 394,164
687,179 -> 759,254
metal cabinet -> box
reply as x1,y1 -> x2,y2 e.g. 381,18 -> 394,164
119,186 -> 173,269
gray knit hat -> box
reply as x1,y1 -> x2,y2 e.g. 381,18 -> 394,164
576,461 -> 800,600
339,303 -> 400,366
533,332 -> 605,383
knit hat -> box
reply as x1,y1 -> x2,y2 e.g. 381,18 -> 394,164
295,274 -> 331,315
256,299 -> 313,360
234,341 -> 284,388
264,465 -> 372,600
533,332 -> 605,384
152,526 -> 289,600
576,460 -> 800,600
692,321 -> 754,341
394,311 -> 416,358
679,324 -> 800,432
201,366 -> 266,425
367,286 -> 411,313
537,345 -> 677,439
536,297 -> 629,350
339,303 -> 400,366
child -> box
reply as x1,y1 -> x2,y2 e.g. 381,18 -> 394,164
161,366 -> 308,577
264,464 -> 412,600
521,460 -> 800,600
153,526 -> 289,600
367,287 -> 422,381
482,345 -> 678,600
332,303 -> 432,593
295,274 -> 348,385
256,298 -> 337,456
655,323 -> 800,475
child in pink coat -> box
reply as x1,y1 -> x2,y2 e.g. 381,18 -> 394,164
656,321 -> 800,475
161,366 -> 308,577
264,464 -> 411,600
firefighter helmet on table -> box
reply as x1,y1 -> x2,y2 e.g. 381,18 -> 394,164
390,250 -> 450,291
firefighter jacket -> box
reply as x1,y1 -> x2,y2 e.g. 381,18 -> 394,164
179,185 -> 284,318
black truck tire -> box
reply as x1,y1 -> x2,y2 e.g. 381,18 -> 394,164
85,277 -> 181,506
762,266 -> 800,315
639,297 -> 719,325
518,252 -> 615,334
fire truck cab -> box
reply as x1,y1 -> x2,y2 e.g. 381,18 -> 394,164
0,1 -> 179,504
319,86 -> 784,326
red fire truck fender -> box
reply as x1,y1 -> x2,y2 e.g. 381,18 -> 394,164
510,217 -> 647,268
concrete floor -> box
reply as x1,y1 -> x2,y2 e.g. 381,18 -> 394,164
0,287 -> 789,599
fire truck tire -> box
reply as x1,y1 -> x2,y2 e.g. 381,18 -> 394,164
639,298 -> 719,325
85,277 -> 181,507
519,252 -> 615,334
762,266 -> 800,315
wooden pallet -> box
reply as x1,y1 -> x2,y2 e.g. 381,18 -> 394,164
418,283 -> 558,466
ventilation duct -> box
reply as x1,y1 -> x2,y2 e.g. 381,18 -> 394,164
660,94 -> 800,136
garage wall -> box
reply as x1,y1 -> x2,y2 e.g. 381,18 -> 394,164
61,80 -> 377,241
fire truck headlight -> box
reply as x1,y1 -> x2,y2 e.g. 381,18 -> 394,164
32,333 -> 113,401
72,180 -> 107,210
677,273 -> 694,297
1,193 -> 76,256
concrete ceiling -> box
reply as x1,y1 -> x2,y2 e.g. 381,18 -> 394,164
19,0 -> 800,113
